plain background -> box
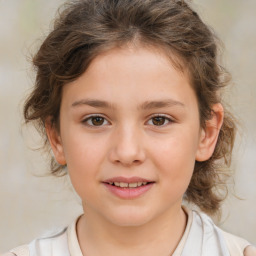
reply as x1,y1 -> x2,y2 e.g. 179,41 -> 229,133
0,0 -> 256,253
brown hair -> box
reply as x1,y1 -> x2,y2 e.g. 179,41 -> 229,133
24,0 -> 236,215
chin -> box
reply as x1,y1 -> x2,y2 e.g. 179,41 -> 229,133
106,207 -> 154,227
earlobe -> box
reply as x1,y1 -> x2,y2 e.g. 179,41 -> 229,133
196,103 -> 224,162
45,118 -> 66,165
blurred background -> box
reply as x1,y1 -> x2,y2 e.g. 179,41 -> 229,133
0,0 -> 255,252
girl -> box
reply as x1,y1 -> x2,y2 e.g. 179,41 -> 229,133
5,0 -> 256,255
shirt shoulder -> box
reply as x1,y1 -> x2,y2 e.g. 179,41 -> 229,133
4,227 -> 69,256
31,227 -> 70,256
2,244 -> 29,256
182,206 -> 253,256
221,230 -> 253,256
196,209 -> 252,256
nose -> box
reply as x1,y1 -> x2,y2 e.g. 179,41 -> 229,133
108,125 -> 146,166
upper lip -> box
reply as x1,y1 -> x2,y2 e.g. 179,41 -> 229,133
102,176 -> 154,183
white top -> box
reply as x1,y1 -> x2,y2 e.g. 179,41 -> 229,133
7,207 -> 252,256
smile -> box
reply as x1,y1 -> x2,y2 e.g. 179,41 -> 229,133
102,177 -> 155,199
106,182 -> 149,188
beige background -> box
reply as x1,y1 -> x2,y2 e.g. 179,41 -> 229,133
0,0 -> 256,253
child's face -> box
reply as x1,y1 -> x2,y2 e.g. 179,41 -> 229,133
49,46 -> 209,226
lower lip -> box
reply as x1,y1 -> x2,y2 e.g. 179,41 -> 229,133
103,183 -> 154,199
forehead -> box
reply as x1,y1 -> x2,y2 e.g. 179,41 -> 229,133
61,45 -> 196,109
81,44 -> 187,86
90,42 -> 186,75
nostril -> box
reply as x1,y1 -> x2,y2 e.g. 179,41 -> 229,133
108,139 -> 146,165
120,159 -> 142,167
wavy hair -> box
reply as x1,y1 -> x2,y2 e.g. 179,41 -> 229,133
24,0 -> 236,215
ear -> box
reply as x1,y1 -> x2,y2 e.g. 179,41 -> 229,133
196,103 -> 224,162
45,117 -> 66,165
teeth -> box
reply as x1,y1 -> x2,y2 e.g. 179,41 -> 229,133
120,182 -> 128,188
129,183 -> 138,188
109,182 -> 148,188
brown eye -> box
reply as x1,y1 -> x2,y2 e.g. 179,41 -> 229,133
152,116 -> 166,126
83,115 -> 108,126
147,115 -> 172,126
91,117 -> 104,126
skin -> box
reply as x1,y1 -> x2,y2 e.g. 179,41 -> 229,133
46,45 -> 224,256
244,246 -> 256,256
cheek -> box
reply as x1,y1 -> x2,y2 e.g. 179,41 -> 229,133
63,125 -> 107,163
150,130 -> 199,190
62,131 -> 107,195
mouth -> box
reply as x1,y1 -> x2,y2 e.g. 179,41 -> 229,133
102,177 -> 155,199
104,181 -> 153,188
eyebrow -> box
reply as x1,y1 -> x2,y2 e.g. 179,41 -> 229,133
72,99 -> 113,108
71,98 -> 185,110
139,99 -> 185,110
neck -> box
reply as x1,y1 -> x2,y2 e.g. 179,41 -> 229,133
77,204 -> 187,256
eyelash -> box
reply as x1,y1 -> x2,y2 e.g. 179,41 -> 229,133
82,114 -> 174,127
